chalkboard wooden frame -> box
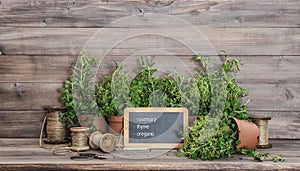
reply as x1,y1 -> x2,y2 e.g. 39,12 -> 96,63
124,107 -> 188,149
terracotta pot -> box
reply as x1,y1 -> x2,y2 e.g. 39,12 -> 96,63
233,117 -> 259,149
107,116 -> 123,134
78,114 -> 93,127
188,115 -> 198,126
93,116 -> 108,133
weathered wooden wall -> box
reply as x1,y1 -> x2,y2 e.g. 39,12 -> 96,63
0,0 -> 299,138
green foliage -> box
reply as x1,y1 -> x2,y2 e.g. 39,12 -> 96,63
96,63 -> 130,117
178,52 -> 284,162
72,52 -> 99,115
59,52 -> 99,128
178,52 -> 250,160
59,79 -> 78,128
179,116 -> 236,160
236,148 -> 285,162
96,58 -> 183,117
129,59 -> 181,108
172,73 -> 199,115
96,74 -> 118,117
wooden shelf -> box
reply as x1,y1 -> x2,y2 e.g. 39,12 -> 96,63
0,138 -> 299,170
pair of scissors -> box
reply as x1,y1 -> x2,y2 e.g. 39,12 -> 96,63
70,153 -> 107,160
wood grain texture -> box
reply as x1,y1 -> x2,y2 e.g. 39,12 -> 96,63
1,55 -> 300,83
1,82 -> 300,111
0,28 -> 299,56
0,0 -> 299,28
244,83 -> 300,111
248,111 -> 300,139
0,83 -> 62,110
0,111 -> 46,138
0,55 -> 74,83
235,56 -> 300,84
0,139 -> 299,170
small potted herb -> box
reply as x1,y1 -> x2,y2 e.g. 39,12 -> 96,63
60,52 -> 106,132
96,63 -> 130,134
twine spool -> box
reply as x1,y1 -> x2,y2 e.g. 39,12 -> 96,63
89,131 -> 116,153
46,108 -> 67,143
250,115 -> 272,149
70,127 -> 90,151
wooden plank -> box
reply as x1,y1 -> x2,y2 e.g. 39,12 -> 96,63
1,82 -> 300,111
0,28 -> 299,56
235,56 -> 300,84
244,83 -> 300,111
0,122 -> 43,138
0,162 -> 299,171
0,0 -> 299,28
1,55 -> 300,84
0,55 -> 73,83
0,111 -> 46,138
0,139 -> 299,170
0,83 -> 63,110
0,111 -> 45,122
0,138 -> 39,147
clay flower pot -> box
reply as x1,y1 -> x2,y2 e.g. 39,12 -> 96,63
78,114 -> 93,128
93,116 -> 108,133
233,117 -> 259,149
188,115 -> 198,126
107,116 -> 123,134
78,114 -> 108,133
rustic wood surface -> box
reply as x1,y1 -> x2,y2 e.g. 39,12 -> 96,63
0,0 -> 299,28
0,28 -> 299,56
1,55 -> 300,83
0,0 -> 299,139
0,138 -> 299,170
1,82 -> 300,111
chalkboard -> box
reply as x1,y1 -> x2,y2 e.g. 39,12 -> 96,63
124,107 -> 188,149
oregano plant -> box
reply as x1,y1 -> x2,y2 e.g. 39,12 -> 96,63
177,52 -> 284,162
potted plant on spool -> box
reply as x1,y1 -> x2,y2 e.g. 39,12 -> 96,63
60,52 -> 106,132
177,52 -> 284,162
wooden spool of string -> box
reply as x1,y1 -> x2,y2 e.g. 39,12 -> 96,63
45,106 -> 67,143
250,115 -> 272,149
89,131 -> 116,153
51,127 -> 90,155
70,127 -> 90,151
39,106 -> 67,147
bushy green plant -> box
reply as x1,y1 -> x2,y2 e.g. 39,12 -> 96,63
59,79 -> 78,128
72,52 -> 98,115
96,74 -> 118,117
59,52 -> 99,128
178,52 -> 284,162
129,59 -> 182,108
96,63 -> 130,117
